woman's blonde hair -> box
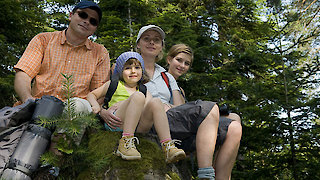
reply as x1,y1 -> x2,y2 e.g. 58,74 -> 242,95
167,44 -> 194,65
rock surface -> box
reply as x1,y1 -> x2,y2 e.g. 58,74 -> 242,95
33,130 -> 195,179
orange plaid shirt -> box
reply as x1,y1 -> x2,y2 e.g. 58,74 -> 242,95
14,30 -> 110,101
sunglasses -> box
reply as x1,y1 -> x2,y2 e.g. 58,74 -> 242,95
76,11 -> 99,26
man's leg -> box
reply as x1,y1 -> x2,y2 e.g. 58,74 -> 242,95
214,113 -> 242,180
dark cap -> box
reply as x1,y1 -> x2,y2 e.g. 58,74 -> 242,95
73,0 -> 102,22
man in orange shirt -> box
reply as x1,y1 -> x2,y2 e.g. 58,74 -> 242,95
2,1 -> 109,178
14,0 -> 110,113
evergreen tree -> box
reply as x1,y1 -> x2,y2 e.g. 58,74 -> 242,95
0,0 -> 46,107
0,0 -> 319,178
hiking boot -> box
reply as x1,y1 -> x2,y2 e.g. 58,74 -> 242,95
116,136 -> 141,160
162,139 -> 186,163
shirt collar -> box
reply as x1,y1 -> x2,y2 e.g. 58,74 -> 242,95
153,64 -> 166,79
60,29 -> 92,50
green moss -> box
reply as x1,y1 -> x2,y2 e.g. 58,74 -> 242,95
77,130 -> 168,179
167,172 -> 181,180
40,128 -> 181,179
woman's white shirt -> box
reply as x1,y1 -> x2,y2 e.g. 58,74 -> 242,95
145,64 -> 179,104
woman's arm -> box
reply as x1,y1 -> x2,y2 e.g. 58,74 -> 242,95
87,81 -> 111,114
172,90 -> 184,106
179,87 -> 186,104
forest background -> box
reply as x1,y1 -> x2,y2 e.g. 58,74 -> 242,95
0,0 -> 319,179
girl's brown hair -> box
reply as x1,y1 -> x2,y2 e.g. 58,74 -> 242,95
119,58 -> 150,84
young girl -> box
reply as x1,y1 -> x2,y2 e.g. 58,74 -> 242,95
87,51 -> 185,163
166,44 -> 242,179
166,44 -> 193,103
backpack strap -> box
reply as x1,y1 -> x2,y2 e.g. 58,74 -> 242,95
102,77 -> 147,109
138,84 -> 147,97
160,72 -> 170,89
103,76 -> 119,109
160,71 -> 173,103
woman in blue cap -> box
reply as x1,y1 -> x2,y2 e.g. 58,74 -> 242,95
87,52 -> 185,163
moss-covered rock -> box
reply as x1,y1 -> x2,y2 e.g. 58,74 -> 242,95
36,129 -> 195,180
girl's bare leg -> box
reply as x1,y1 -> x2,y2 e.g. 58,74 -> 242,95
196,104 -> 220,168
214,113 -> 242,180
115,92 -> 146,134
137,98 -> 185,163
136,97 -> 170,140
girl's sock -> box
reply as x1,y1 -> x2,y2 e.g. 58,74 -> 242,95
197,167 -> 215,179
122,133 -> 134,137
160,138 -> 171,144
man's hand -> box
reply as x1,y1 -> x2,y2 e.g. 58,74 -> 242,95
91,105 -> 101,114
99,105 -> 122,129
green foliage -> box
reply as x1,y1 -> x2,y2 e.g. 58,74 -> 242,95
38,73 -> 100,160
0,75 -> 15,108
0,0 -> 46,77
1,0 -> 320,179
0,0 -> 47,108
61,73 -> 76,121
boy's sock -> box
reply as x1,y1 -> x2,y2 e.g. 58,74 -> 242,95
122,133 -> 134,137
197,167 -> 215,179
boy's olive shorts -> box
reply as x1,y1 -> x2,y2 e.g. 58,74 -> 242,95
166,100 -> 233,152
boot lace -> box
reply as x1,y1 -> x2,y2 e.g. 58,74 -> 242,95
163,139 -> 181,155
125,136 -> 139,149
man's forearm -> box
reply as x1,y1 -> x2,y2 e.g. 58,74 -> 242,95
14,70 -> 34,103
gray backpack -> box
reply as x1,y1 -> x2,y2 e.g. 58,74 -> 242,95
0,96 -> 64,179
0,99 -> 36,177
